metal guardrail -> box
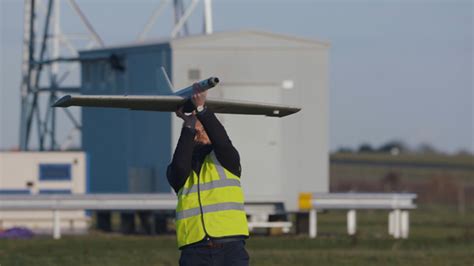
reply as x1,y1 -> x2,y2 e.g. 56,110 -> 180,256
0,194 -> 293,239
299,193 -> 417,239
0,194 -> 177,210
1,193 -> 417,239
0,194 -> 177,239
306,193 -> 417,209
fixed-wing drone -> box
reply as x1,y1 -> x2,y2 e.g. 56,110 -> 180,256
53,67 -> 301,117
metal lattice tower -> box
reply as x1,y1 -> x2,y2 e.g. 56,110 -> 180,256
19,0 -> 214,151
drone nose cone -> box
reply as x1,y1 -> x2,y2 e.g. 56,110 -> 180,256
52,95 -> 72,107
208,77 -> 219,87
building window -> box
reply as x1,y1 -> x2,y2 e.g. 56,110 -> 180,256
39,164 -> 72,181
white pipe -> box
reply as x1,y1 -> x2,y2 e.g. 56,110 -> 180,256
401,211 -> 409,239
53,209 -> 61,239
52,0 -> 61,75
138,0 -> 170,41
347,209 -> 356,235
20,0 -> 32,97
309,209 -> 317,238
388,211 -> 394,236
203,0 -> 213,34
66,0 -> 104,47
393,209 -> 401,239
171,0 -> 199,38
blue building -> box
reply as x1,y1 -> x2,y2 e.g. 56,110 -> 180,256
80,43 -> 173,193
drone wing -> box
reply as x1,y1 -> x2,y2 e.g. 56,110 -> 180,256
52,95 -> 301,117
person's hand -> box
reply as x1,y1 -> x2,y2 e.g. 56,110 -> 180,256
191,82 -> 207,108
176,106 -> 197,129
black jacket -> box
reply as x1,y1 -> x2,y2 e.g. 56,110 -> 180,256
167,109 -> 241,193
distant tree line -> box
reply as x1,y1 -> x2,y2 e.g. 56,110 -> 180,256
336,140 -> 473,156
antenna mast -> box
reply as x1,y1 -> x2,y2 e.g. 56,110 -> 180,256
19,0 -> 213,151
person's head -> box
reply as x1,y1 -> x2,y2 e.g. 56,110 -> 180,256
194,120 -> 211,145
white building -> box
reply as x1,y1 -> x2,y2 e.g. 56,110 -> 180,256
0,152 -> 88,233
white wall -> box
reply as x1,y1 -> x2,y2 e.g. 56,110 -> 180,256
171,31 -> 329,210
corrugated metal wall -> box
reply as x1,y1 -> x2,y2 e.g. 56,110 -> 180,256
80,44 -> 173,193
171,31 -> 329,210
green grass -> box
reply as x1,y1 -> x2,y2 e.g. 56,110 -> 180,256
1,206 -> 473,266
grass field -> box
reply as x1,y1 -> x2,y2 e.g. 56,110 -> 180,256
1,206 -> 473,266
330,152 -> 474,183
330,152 -> 474,210
1,153 -> 472,265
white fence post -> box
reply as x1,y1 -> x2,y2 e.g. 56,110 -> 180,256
347,209 -> 356,235
401,211 -> 409,239
393,209 -> 401,239
388,211 -> 394,236
53,209 -> 61,239
309,208 -> 317,238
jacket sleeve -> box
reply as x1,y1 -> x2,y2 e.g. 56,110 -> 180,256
197,108 -> 241,177
167,126 -> 196,193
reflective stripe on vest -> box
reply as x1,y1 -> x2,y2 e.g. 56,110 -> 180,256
175,151 -> 249,248
176,202 -> 245,220
180,178 -> 241,196
210,152 -> 227,180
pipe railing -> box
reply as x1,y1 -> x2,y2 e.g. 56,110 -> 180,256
299,193 -> 417,239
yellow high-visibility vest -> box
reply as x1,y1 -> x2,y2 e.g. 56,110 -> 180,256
175,151 -> 249,248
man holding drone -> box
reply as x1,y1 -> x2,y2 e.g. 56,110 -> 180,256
167,84 -> 250,266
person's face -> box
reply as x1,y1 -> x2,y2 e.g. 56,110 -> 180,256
194,120 -> 211,145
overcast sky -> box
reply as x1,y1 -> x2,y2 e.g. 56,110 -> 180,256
1,0 -> 472,153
